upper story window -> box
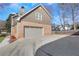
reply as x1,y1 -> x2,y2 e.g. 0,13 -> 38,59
35,12 -> 43,20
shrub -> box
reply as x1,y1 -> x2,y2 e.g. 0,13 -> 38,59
0,34 -> 7,37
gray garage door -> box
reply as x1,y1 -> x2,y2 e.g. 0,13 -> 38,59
25,27 -> 43,39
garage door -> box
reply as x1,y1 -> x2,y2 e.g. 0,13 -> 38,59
25,27 -> 43,39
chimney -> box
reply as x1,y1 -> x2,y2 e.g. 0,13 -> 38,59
19,6 -> 25,16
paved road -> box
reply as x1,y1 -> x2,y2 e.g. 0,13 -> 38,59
35,36 -> 79,56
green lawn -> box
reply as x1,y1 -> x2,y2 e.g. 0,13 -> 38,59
0,36 -> 5,43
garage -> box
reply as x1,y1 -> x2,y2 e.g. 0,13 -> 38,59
24,27 -> 43,39
11,4 -> 51,39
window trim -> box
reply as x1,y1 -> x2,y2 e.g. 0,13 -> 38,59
35,12 -> 43,20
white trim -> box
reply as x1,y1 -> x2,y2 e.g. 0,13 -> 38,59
16,4 -> 52,21
40,4 -> 52,19
16,17 -> 21,21
35,12 -> 43,20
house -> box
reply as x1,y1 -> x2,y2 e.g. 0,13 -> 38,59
58,25 -> 71,31
11,4 -> 52,39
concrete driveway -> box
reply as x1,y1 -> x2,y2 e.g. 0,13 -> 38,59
0,35 -> 68,56
35,35 -> 79,56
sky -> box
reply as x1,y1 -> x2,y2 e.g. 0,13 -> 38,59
0,3 -> 61,25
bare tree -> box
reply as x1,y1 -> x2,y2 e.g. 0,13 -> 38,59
59,3 -> 79,31
59,3 -> 69,30
70,4 -> 79,30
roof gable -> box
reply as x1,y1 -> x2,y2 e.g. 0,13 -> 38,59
17,4 -> 52,21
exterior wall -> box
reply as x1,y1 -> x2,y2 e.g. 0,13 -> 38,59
15,21 -> 51,39
22,6 -> 51,25
11,25 -> 17,37
11,15 -> 18,38
43,25 -> 51,35
11,6 -> 52,39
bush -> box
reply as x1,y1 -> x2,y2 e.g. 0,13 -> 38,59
0,34 -> 7,37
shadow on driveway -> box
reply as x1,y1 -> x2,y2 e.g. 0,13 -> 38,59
35,34 -> 79,56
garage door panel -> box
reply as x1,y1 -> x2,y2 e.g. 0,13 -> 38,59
25,27 -> 42,39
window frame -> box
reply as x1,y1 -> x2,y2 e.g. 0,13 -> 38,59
35,12 -> 43,20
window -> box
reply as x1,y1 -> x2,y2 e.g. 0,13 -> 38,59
35,12 -> 43,20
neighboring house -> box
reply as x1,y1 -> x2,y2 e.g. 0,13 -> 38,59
58,25 -> 71,31
0,20 -> 6,34
11,4 -> 52,39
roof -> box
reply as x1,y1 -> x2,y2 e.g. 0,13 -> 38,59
17,4 -> 52,21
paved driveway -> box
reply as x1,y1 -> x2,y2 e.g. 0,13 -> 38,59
0,35 -> 68,56
35,36 -> 79,56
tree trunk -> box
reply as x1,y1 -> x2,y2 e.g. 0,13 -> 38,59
71,6 -> 76,31
62,11 -> 66,31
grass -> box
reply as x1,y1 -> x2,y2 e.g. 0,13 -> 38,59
0,34 -> 7,43
0,36 -> 5,43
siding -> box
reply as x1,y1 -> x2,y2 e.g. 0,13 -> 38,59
22,6 -> 51,25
